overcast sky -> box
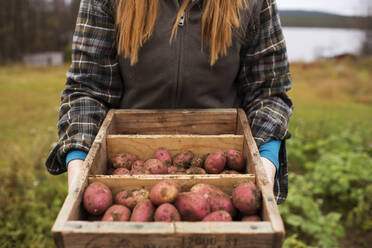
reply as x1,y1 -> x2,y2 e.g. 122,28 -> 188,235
277,0 -> 368,16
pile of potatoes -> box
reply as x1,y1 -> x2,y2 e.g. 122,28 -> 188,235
108,148 -> 245,175
83,180 -> 261,222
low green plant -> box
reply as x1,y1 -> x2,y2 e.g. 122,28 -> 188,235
281,131 -> 372,247
0,59 -> 371,247
0,135 -> 67,248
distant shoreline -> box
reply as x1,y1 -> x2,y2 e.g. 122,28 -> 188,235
280,10 -> 372,29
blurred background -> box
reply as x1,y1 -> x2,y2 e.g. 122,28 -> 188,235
0,0 -> 371,247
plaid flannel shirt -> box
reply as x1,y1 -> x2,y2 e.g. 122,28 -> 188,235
46,0 -> 292,204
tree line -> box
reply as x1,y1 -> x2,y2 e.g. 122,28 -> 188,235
0,0 -> 371,63
0,0 -> 80,63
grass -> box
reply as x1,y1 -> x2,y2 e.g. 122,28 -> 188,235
283,58 -> 372,247
288,58 -> 372,144
0,65 -> 68,247
0,58 -> 371,247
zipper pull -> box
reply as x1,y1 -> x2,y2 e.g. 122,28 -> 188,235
178,12 -> 185,27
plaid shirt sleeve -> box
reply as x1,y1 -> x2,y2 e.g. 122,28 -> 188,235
237,0 -> 293,204
46,0 -> 123,175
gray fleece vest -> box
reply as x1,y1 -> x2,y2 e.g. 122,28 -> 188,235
119,0 -> 262,109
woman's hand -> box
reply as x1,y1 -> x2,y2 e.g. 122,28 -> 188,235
261,157 -> 276,188
67,159 -> 84,193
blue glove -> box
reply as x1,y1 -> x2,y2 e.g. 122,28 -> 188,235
259,140 -> 281,179
66,150 -> 87,168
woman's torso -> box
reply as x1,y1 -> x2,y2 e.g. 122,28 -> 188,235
119,0 -> 257,109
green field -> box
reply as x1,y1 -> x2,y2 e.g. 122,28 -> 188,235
0,58 -> 371,247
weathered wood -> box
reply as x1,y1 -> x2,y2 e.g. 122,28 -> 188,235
235,110 -> 245,135
61,232 -> 275,248
106,134 -> 243,161
237,109 -> 285,247
52,109 -> 285,248
175,222 -> 272,234
53,140 -> 102,232
89,175 -> 255,196
52,173 -> 89,247
61,219 -> 271,235
111,109 -> 238,135
236,110 -> 255,174
89,110 -> 115,175
59,222 -> 274,248
52,111 -> 117,243
95,109 -> 116,142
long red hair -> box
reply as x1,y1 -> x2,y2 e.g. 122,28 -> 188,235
114,0 -> 248,65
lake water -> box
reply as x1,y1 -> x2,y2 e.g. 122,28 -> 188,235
282,27 -> 366,62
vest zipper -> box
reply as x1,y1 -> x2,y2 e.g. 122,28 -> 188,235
175,0 -> 199,107
178,12 -> 185,26
174,11 -> 185,107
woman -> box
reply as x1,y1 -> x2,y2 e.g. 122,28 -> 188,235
46,0 -> 292,204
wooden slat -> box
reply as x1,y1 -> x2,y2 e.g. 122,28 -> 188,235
111,109 -> 238,135
64,221 -> 175,233
61,232 -> 275,248
59,222 -> 273,248
174,222 -> 272,234
95,109 -> 116,142
52,171 -> 89,247
62,233 -> 180,248
177,234 -> 275,248
236,111 -> 256,174
53,140 -> 102,229
53,109 -> 285,248
242,138 -> 256,177
89,110 -> 115,175
89,174 -> 255,196
237,109 -> 285,247
53,111 -> 116,245
235,110 -> 245,135
176,222 -> 275,248
106,134 -> 244,161
61,221 -> 271,234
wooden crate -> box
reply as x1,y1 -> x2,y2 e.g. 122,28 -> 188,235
52,109 -> 285,248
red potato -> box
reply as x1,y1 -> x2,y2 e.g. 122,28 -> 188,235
150,180 -> 180,205
190,183 -> 225,198
109,153 -> 138,169
132,160 -> 145,170
175,192 -> 210,221
242,215 -> 261,222
112,168 -> 130,175
130,199 -> 155,222
186,167 -> 207,174
154,148 -> 172,166
173,151 -> 194,168
205,192 -> 236,218
154,203 -> 181,222
221,170 -> 240,174
202,210 -> 232,222
101,205 -> 131,222
190,184 -> 235,217
115,188 -> 150,209
144,159 -> 168,174
226,149 -> 245,172
190,156 -> 204,168
232,182 -> 261,215
204,152 -> 226,174
83,182 -> 113,216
